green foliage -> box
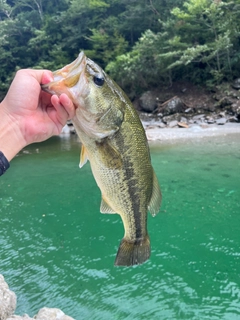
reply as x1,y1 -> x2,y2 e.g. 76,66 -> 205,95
106,30 -> 175,95
108,0 -> 240,93
170,0 -> 240,83
85,29 -> 128,66
1,0 -> 240,99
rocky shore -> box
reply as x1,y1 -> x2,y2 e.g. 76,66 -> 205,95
0,275 -> 74,320
136,80 -> 240,139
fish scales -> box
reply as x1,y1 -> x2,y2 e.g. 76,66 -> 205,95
74,106 -> 152,241
41,52 -> 162,266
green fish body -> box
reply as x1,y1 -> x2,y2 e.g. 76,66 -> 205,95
42,52 -> 162,266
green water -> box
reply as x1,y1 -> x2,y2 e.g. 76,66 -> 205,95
0,134 -> 240,320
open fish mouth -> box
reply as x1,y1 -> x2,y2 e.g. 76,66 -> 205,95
41,51 -> 86,96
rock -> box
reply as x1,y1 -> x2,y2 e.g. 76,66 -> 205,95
224,106 -> 240,120
158,122 -> 166,128
192,114 -> 206,124
0,276 -> 74,320
219,111 -> 226,117
136,81 -> 240,128
180,116 -> 188,123
7,315 -> 33,320
228,116 -> 239,122
168,120 -> 178,128
232,78 -> 240,89
0,275 -> 17,320
7,308 -> 75,320
158,96 -> 185,116
35,308 -> 74,320
203,103 -> 216,112
185,107 -> 193,113
216,118 -> 227,125
216,96 -> 234,108
162,113 -> 181,124
192,114 -> 205,121
206,118 -> 215,124
229,102 -> 240,116
139,91 -> 157,112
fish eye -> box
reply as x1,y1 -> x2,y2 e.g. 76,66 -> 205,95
93,76 -> 105,87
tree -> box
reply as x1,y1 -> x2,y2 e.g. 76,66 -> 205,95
1,0 -> 239,100
107,0 -> 240,94
0,0 -> 69,99
169,0 -> 240,85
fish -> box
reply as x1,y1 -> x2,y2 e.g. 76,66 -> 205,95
42,52 -> 162,266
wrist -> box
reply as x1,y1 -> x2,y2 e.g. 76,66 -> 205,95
0,102 -> 27,161
0,151 -> 10,176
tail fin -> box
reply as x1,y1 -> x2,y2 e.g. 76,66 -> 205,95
114,236 -> 150,266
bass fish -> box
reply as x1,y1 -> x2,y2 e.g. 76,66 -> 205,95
42,52 -> 162,266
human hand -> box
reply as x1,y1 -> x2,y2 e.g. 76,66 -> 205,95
0,69 -> 75,161
1,69 -> 75,145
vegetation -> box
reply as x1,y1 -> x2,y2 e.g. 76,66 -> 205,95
0,0 -> 240,99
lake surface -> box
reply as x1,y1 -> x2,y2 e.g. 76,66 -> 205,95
0,133 -> 240,319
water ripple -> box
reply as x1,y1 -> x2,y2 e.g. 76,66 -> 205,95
0,135 -> 240,319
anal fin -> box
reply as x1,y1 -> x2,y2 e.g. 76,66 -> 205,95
148,171 -> 162,216
100,197 -> 116,214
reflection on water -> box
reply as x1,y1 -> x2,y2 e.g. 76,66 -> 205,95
0,134 -> 240,319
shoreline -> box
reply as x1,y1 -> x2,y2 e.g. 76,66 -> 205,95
63,119 -> 240,143
144,123 -> 240,142
0,273 -> 74,320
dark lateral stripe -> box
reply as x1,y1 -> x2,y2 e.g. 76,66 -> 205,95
117,130 -> 144,239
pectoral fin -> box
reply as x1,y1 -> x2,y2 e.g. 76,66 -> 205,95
95,107 -> 124,139
100,197 -> 116,214
96,139 -> 123,169
79,145 -> 88,168
97,108 -> 123,131
148,171 -> 162,217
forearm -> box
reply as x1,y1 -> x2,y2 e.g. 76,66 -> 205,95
0,102 -> 26,161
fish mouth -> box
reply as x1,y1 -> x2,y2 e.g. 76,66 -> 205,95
41,51 -> 86,96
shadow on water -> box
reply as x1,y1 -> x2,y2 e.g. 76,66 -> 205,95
0,133 -> 240,319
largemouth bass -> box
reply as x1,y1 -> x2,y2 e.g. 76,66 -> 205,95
42,52 -> 162,266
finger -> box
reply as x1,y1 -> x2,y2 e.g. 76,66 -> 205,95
41,70 -> 54,85
40,90 -> 53,108
59,93 -> 76,119
51,95 -> 69,126
18,69 -> 53,85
